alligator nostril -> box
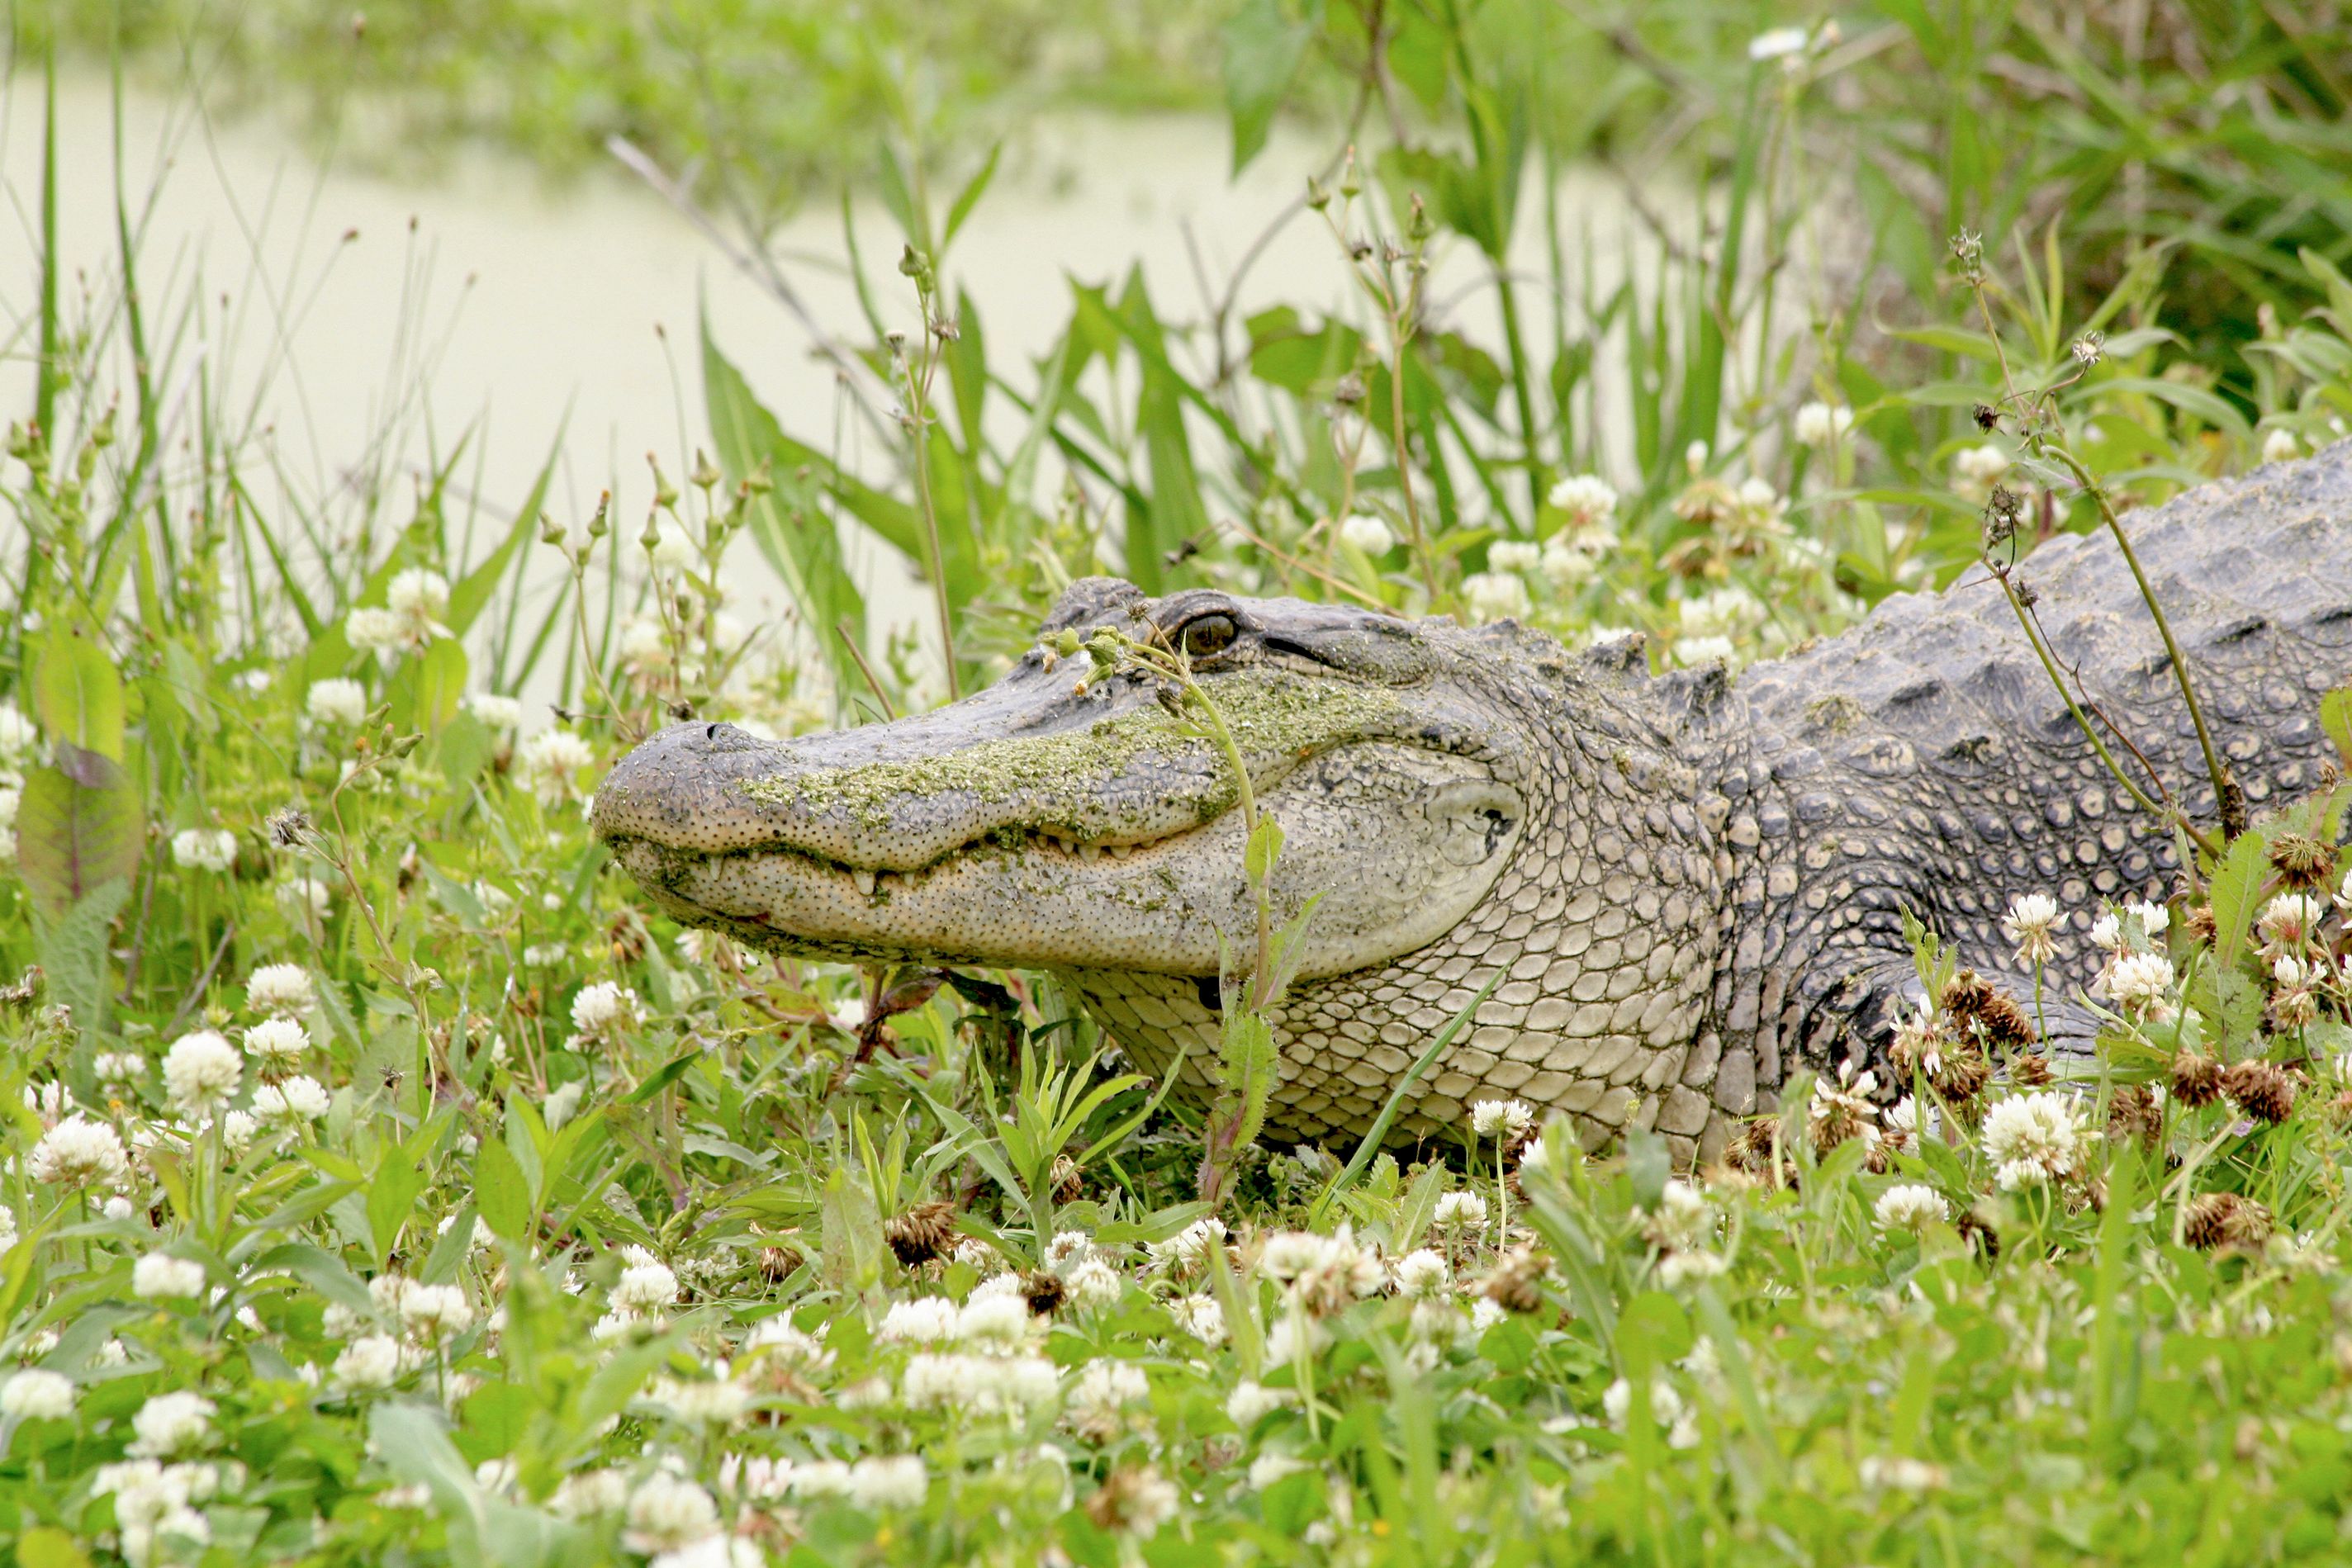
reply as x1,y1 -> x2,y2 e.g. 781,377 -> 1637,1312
705,723 -> 721,740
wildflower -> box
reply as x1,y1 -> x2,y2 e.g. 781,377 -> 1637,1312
334,1334 -> 405,1389
1807,1063 -> 1880,1153
1860,1456 -> 1947,1493
277,875 -> 334,921
1603,1375 -> 1697,1447
1540,538 -> 1595,590
464,692 -> 523,732
1432,1191 -> 1488,1232
884,1199 -> 958,1268
305,677 -> 368,727
386,567 -> 453,641
1793,401 -> 1854,446
647,1374 -> 751,1425
1085,1465 -> 1179,1537
0,1368 -> 74,1419
2070,331 -> 2105,367
1489,541 -> 1541,573
1169,1292 -> 1226,1343
1747,25 -> 1811,60
1874,1183 -> 1950,1233
398,1281 -> 473,1341
126,1391 -> 215,1456
94,1051 -> 145,1086
549,1470 -> 628,1518
2103,952 -> 2177,1020
1066,1360 -> 1150,1441
245,964 -> 314,1016
956,1293 -> 1035,1351
1981,1090 -> 2088,1181
2089,912 -> 2124,951
0,786 -> 17,860
1469,1098 -> 1534,1139
1337,514 -> 1394,555
0,703 -> 35,765
2339,866 -> 2352,915
2002,893 -> 2060,965
1226,1381 -> 1291,1427
1145,1215 -> 1227,1276
899,1352 -> 1061,1416
1265,1310 -> 1330,1362
1640,1180 -> 1714,1253
242,1017 -> 311,1071
619,615 -> 673,673
570,981 -> 640,1038
1481,1245 -> 1548,1314
846,1454 -> 928,1510
1463,571 -> 1530,623
162,1030 -> 241,1116
612,1258 -> 679,1311
1064,1257 -> 1125,1309
252,1077 -> 331,1123
1953,443 -> 2011,500
2221,1060 -> 2297,1125
1658,1248 -> 1727,1286
2263,428 -> 2302,465
1391,1248 -> 1450,1300
517,728 -> 596,804
170,828 -> 237,872
2183,1191 -> 2272,1251
28,1115 -> 130,1188
624,1472 -> 721,1553
1548,473 -> 1619,528
2257,893 -> 2324,955
878,1297 -> 959,1344
133,1253 -> 207,1299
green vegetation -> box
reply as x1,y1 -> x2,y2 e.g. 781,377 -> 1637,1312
6,2 -> 2352,1564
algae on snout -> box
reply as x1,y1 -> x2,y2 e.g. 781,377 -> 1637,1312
739,673 -> 1406,836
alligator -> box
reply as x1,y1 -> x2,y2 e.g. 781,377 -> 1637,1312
593,446 -> 2352,1163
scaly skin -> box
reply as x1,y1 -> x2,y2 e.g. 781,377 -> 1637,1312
594,446 -> 2352,1163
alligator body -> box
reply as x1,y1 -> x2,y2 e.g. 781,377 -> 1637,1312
594,448 -> 2352,1163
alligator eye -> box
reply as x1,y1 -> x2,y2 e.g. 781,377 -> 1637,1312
1178,613 -> 1239,660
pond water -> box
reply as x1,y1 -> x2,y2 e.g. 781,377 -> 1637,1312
2,71 -> 1657,689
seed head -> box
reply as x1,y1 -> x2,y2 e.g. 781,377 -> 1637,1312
2267,832 -> 2339,891
1019,1269 -> 1067,1316
1480,1245 -> 1547,1315
1972,403 -> 2001,433
2168,1050 -> 2222,1108
2183,1191 -> 2271,1252
2107,1083 -> 2161,1151
2219,1059 -> 2296,1125
883,1200 -> 958,1269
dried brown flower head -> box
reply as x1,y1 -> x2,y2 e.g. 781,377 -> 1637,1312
758,1244 -> 804,1282
1934,1045 -> 1992,1109
1020,1269 -> 1068,1316
2010,1053 -> 2054,1089
2184,1191 -> 2273,1251
1481,1245 -> 1548,1315
2181,904 -> 2218,947
2108,1083 -> 2162,1151
1050,1154 -> 1085,1205
2220,1059 -> 2297,1125
883,1199 -> 958,1269
1954,1209 -> 1999,1259
2169,1050 -> 2223,1109
2267,832 -> 2340,891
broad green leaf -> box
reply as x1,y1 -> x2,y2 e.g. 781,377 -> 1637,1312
1221,0 -> 1311,174
2321,686 -> 2351,763
32,623 -> 126,762
475,1134 -> 533,1244
2207,830 -> 2266,966
15,759 -> 140,921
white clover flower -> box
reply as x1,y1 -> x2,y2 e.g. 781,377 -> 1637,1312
170,828 -> 237,873
2003,892 -> 2061,965
1981,1090 -> 2088,1181
334,1334 -> 405,1389
570,981 -> 640,1038
1548,474 -> 1618,527
0,1368 -> 74,1419
305,677 -> 369,727
1676,634 -> 1736,668
397,1281 -> 473,1340
2337,866 -> 2352,915
1747,24 -> 1811,60
0,785 -> 19,861
2104,952 -> 2177,1019
163,1030 -> 241,1116
220,1111 -> 259,1155
0,703 -> 36,765
126,1391 -> 216,1457
1226,1380 -> 1292,1427
845,1454 -> 928,1511
93,1050 -> 146,1086
1064,1257 -> 1125,1309
1469,1098 -> 1534,1139
1644,1180 -> 1713,1252
624,1471 -> 721,1553
2127,898 -> 2169,936
133,1253 -> 207,1300
2263,428 -> 2302,465
1658,1248 -> 1728,1286
1488,541 -> 1542,574
1994,1157 -> 2051,1191
2089,912 -> 2123,951
1794,401 -> 1854,446
463,692 -> 524,732
1168,1292 -> 1226,1344
899,1352 -> 1063,1416
1462,571 -> 1530,623
878,1296 -> 958,1344
955,1293 -> 1035,1351
1874,1183 -> 1950,1233
252,1076 -> 332,1123
612,1259 -> 679,1312
549,1469 -> 629,1518
345,607 -> 406,656
647,1374 -> 750,1426
242,1017 -> 311,1070
2070,332 -> 2104,367
1145,1215 -> 1227,1275
1391,1248 -> 1450,1300
1337,513 -> 1395,556
244,964 -> 315,1016
2257,893 -> 2324,954
386,567 -> 452,636
1540,540 -> 1595,590
619,615 -> 673,673
1433,1191 -> 1488,1231
1264,1310 -> 1329,1362
1066,1360 -> 1150,1439
28,1115 -> 130,1188
1953,443 -> 2011,496
517,729 -> 596,805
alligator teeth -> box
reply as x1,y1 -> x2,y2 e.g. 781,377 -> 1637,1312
851,868 -> 878,898
1104,843 -> 1133,860
1077,841 -> 1102,864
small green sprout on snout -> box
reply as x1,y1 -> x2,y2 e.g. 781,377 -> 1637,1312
1050,623 -> 1321,1207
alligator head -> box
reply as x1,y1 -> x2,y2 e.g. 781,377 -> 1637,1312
593,578 -> 1548,982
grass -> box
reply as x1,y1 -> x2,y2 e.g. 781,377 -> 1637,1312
6,8 -> 2352,1567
